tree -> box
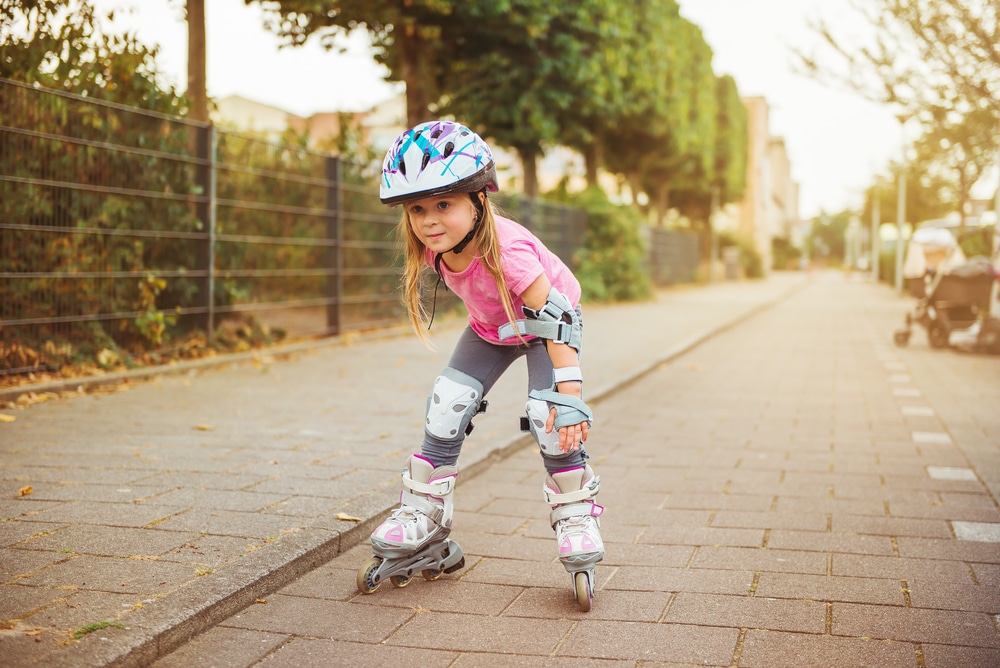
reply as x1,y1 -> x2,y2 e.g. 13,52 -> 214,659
431,1 -> 621,197
796,0 -> 999,223
860,161 -> 952,231
600,0 -> 681,208
248,0 -> 449,128
1,0 -> 180,108
185,0 -> 208,122
796,1 -> 999,119
641,17 -> 718,227
911,106 -> 997,230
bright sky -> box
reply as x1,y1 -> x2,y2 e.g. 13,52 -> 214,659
92,0 -> 916,220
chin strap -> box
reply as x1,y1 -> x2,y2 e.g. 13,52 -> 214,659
427,193 -> 486,331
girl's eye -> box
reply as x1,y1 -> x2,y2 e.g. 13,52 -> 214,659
410,205 -> 423,214
437,201 -> 450,210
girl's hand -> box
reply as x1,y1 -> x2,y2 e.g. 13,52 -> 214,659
545,380 -> 588,453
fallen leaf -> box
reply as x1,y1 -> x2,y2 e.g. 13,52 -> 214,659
18,486 -> 32,497
336,512 -> 363,522
0,414 -> 15,423
255,599 -> 267,604
194,425 -> 215,431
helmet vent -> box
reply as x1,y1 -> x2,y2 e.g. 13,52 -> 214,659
421,151 -> 431,171
443,142 -> 455,158
431,127 -> 444,138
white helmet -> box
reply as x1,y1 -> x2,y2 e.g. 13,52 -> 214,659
380,121 -> 498,206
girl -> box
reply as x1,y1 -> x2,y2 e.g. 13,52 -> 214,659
357,120 -> 603,610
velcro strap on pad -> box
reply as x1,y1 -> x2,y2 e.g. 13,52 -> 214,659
497,319 -> 573,344
552,366 -> 583,384
529,389 -> 592,429
497,288 -> 582,351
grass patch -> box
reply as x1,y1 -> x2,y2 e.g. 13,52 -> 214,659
72,620 -> 124,639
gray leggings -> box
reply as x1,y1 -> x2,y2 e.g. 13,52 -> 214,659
421,326 -> 589,473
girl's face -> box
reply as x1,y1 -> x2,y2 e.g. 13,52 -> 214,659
405,193 -> 478,254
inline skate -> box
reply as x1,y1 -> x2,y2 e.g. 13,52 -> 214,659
357,454 -> 465,593
544,464 -> 604,611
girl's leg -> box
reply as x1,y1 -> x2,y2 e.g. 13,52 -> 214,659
420,327 -> 524,467
524,335 -> 589,473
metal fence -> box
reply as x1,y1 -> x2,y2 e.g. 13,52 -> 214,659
648,228 -> 701,285
0,77 -> 609,375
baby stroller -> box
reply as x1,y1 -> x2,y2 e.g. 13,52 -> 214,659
894,232 -> 1000,353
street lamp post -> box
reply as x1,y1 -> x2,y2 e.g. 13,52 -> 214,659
871,180 -> 880,282
894,114 -> 908,293
709,185 -> 719,283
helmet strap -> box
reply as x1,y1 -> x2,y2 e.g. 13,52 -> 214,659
448,191 -> 486,255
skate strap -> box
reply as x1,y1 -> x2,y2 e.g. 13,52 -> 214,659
403,475 -> 455,497
529,389 -> 592,429
398,491 -> 444,523
544,477 -> 600,506
549,501 -> 604,526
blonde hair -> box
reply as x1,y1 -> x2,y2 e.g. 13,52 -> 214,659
398,195 -> 520,346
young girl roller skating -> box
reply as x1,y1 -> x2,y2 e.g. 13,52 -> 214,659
356,120 -> 604,610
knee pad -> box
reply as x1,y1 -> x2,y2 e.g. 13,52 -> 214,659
524,390 -> 593,457
425,367 -> 486,442
525,397 -> 563,456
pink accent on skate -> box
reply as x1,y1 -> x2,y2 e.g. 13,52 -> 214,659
551,466 -> 585,475
590,503 -> 604,517
560,538 -> 573,554
376,524 -> 405,544
581,535 -> 596,550
414,453 -> 436,467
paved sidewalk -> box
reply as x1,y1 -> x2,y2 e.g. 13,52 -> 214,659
1,274 -> 803,667
151,271 -> 1000,668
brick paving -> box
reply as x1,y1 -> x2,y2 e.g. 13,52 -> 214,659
0,275 -> 794,666
154,272 -> 997,668
3,271 -> 999,666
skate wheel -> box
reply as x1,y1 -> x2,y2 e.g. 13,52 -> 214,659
422,568 -> 443,581
390,574 -> 412,588
357,557 -> 383,594
574,571 -> 592,612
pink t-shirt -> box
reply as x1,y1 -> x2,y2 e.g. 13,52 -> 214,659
426,215 -> 582,344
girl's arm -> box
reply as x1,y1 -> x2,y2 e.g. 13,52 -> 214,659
520,275 -> 589,453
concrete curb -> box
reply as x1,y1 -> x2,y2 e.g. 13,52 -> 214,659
0,324 -> 414,404
62,279 -> 804,667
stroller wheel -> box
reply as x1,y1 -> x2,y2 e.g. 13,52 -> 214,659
893,330 -> 911,347
978,319 -> 1000,355
928,319 -> 950,349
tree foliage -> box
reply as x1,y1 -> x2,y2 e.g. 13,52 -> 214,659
250,0 -> 748,213
796,0 -> 999,224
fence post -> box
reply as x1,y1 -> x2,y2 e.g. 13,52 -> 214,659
193,123 -> 214,337
207,125 -> 217,341
326,156 -> 343,335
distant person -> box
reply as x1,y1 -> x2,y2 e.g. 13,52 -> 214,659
355,120 -> 604,611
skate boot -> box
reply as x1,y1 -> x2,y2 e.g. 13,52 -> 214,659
544,465 -> 604,611
357,454 -> 465,593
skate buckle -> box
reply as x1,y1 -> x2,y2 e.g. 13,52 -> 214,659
405,475 -> 455,496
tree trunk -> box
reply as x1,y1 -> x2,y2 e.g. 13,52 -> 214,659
654,185 -> 670,227
584,141 -> 601,188
627,171 -> 643,207
519,147 -> 538,199
398,25 -> 430,127
186,0 -> 208,123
